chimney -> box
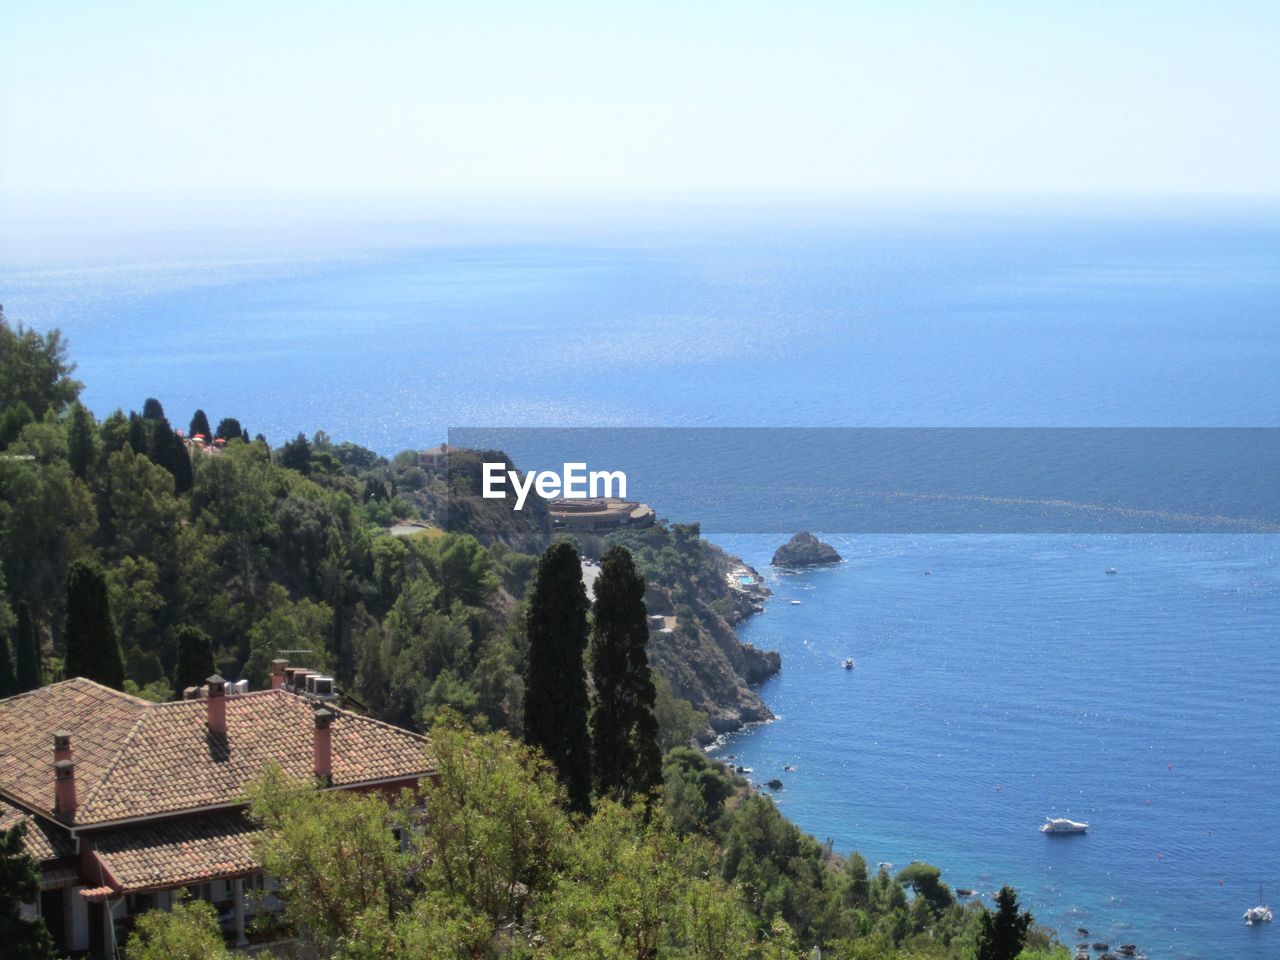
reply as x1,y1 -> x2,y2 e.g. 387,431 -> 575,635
54,759 -> 77,821
270,659 -> 288,690
53,731 -> 76,821
206,674 -> 227,735
313,709 -> 333,786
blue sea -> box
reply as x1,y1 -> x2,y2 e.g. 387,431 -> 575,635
712,533 -> 1278,960
2,201 -> 1278,957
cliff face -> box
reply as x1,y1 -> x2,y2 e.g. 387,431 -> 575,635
407,447 -> 554,553
605,524 -> 780,736
433,449 -> 780,738
772,531 -> 842,567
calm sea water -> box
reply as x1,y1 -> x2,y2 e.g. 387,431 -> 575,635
2,205 -> 1278,956
711,533 -> 1279,960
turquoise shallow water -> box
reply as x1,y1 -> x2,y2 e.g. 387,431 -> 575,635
3,205 -> 1278,956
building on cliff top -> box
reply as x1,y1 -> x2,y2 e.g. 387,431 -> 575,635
549,497 -> 655,533
0,662 -> 433,956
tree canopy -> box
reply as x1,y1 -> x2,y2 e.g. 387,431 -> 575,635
523,540 -> 592,812
0,822 -> 56,960
590,545 -> 662,805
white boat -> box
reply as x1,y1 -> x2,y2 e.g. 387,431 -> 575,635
790,600 -> 802,605
1040,817 -> 1089,834
843,658 -> 855,669
1245,884 -> 1272,926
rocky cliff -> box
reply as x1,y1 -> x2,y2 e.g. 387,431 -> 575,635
771,531 -> 842,567
603,522 -> 780,736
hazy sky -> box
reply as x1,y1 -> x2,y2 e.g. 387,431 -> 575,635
2,1 -> 1279,206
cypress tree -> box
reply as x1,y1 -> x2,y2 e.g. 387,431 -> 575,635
0,822 -> 56,960
13,602 -> 39,693
126,412 -> 149,456
215,417 -> 244,442
172,625 -> 215,695
141,397 -> 166,421
523,540 -> 593,813
66,402 -> 96,479
167,426 -> 193,493
976,886 -> 1033,960
189,408 -> 212,440
0,626 -> 16,698
589,545 -> 662,804
63,560 -> 124,689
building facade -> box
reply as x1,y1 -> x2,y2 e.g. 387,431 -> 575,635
0,663 -> 433,956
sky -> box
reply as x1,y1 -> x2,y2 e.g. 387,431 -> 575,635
1,0 -> 1279,214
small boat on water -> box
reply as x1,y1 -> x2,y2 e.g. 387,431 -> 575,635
1245,884 -> 1272,926
1245,905 -> 1272,925
790,600 -> 802,605
843,658 -> 855,669
1106,567 -> 1118,575
1040,817 -> 1089,834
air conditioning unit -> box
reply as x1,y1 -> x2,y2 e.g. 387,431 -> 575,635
312,676 -> 335,699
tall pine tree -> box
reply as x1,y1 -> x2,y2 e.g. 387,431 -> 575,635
173,625 -> 215,695
66,402 -> 96,480
976,885 -> 1032,960
589,545 -> 662,804
0,625 -> 16,698
524,540 -> 593,813
165,425 -> 193,493
13,602 -> 39,693
189,408 -> 212,439
63,560 -> 124,689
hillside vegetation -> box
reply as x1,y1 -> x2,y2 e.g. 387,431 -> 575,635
0,310 -> 1063,959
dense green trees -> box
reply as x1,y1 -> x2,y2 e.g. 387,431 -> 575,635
63,560 -> 124,688
280,432 -> 313,474
896,862 -> 955,915
590,545 -> 662,804
66,403 -> 96,479
240,718 -> 791,960
0,319 -> 1061,960
173,624 -> 215,694
0,822 -> 56,960
0,307 -> 81,447
125,898 -> 230,960
977,886 -> 1032,960
189,408 -> 212,440
13,602 -> 40,692
523,540 -> 593,813
214,417 -> 247,442
0,622 -> 16,697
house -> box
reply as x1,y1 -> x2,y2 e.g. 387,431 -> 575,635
549,497 -> 656,533
0,661 -> 434,956
418,443 -> 449,473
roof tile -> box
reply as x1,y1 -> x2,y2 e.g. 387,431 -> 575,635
0,679 -> 432,825
92,811 -> 260,892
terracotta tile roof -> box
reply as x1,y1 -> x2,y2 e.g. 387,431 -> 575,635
0,798 -> 75,861
0,679 -> 150,822
92,811 -> 260,893
0,679 -> 433,826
